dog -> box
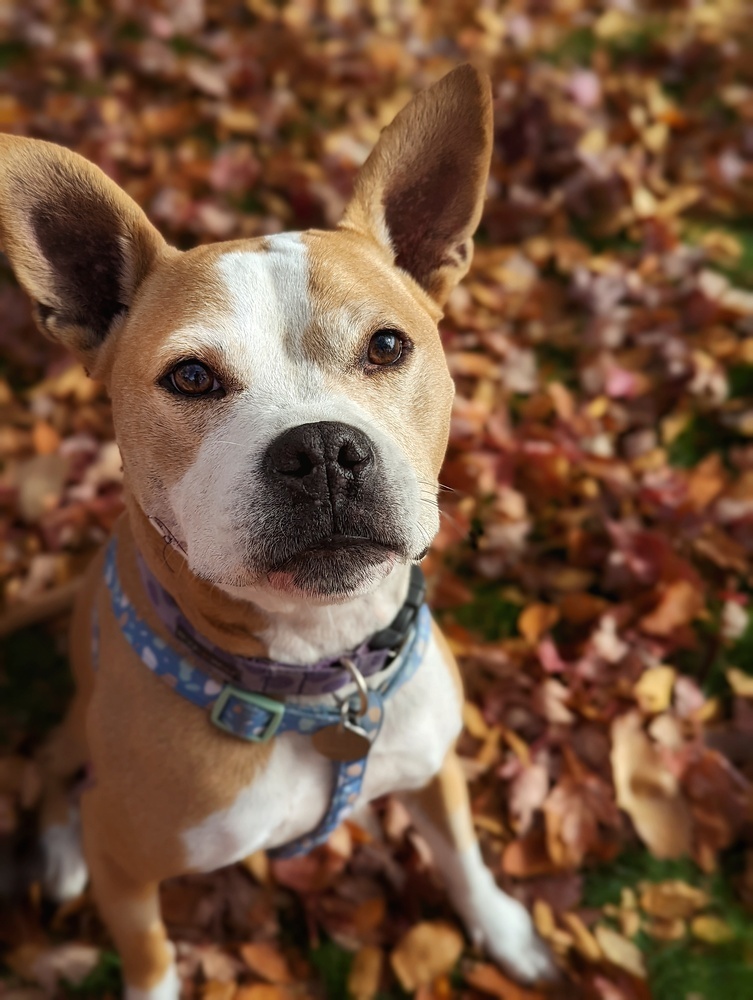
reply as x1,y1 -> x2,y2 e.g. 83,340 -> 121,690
0,66 -> 555,998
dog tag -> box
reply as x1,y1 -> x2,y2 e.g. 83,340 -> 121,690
312,719 -> 372,762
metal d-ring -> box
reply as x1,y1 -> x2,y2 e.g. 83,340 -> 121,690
340,656 -> 369,717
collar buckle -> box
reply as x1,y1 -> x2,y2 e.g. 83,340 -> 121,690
210,686 -> 286,742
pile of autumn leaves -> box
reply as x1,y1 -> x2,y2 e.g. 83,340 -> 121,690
2,0 -> 753,997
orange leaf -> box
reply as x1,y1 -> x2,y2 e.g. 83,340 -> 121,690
463,961 -> 548,999
519,603 -> 560,644
640,580 -> 703,636
238,943 -> 293,985
234,987 -> 296,1000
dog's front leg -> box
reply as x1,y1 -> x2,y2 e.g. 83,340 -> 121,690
83,812 -> 178,1000
400,750 -> 556,985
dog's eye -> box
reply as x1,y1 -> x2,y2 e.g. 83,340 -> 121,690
164,360 -> 224,398
367,330 -> 403,366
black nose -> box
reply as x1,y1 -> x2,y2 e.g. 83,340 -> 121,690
265,421 -> 375,498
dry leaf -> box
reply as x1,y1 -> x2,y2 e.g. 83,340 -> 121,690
462,961 -> 548,999
690,915 -> 734,943
640,580 -> 703,636
611,712 -> 692,859
639,881 -> 708,920
519,603 -> 560,644
594,926 -> 646,979
347,946 -> 383,1000
390,922 -> 464,991
203,984 -> 236,1000
239,942 -> 293,984
633,666 -> 676,714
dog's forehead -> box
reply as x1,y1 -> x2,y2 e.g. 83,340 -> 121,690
123,229 -> 441,370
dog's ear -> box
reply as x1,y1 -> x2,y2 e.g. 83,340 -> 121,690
0,134 -> 166,369
340,65 -> 493,306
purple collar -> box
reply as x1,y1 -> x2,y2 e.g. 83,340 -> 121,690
135,551 -> 427,698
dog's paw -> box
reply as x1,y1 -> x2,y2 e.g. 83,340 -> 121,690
41,808 -> 88,902
465,887 -> 558,984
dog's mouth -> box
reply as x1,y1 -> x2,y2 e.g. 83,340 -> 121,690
266,534 -> 401,599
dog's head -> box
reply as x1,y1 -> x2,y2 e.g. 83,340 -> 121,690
0,66 -> 492,602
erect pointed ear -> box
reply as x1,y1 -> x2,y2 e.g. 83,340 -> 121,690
340,65 -> 493,306
0,134 -> 167,369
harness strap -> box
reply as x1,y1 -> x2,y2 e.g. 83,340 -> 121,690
98,540 -> 431,857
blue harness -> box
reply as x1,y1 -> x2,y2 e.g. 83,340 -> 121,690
97,542 -> 431,858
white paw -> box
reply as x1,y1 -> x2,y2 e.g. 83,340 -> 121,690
41,808 -> 89,902
464,886 -> 557,984
125,958 -> 180,1000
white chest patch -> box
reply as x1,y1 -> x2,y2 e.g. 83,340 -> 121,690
181,630 -> 461,871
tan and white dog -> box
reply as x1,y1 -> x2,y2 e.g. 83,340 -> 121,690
0,66 -> 554,998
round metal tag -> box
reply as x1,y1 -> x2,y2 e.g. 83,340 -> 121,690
312,720 -> 372,762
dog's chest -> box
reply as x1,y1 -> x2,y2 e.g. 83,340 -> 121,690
181,632 -> 461,872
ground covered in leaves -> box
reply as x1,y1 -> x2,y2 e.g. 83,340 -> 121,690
2,1 -> 753,998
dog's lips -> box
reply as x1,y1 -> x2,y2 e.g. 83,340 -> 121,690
265,535 -> 399,598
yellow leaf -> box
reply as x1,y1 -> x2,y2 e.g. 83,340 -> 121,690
518,603 -> 559,644
532,899 -> 555,939
347,946 -> 383,1000
691,915 -> 735,943
562,913 -> 601,962
639,880 -> 709,920
203,985 -> 235,1000
726,668 -> 753,697
633,666 -> 676,714
241,851 -> 271,885
594,926 -> 646,978
390,922 -> 463,991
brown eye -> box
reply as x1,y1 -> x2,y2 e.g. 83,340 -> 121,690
165,360 -> 223,397
367,330 -> 403,366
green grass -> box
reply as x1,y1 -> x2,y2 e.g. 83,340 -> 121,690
584,850 -> 753,1000
62,951 -> 121,998
454,586 -> 522,642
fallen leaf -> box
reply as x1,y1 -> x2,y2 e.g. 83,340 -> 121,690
690,915 -> 735,943
611,712 -> 692,859
594,926 -> 646,979
519,603 -> 560,644
640,580 -> 703,636
390,922 -> 463,991
347,946 -> 383,1000
639,881 -> 708,919
633,667 -> 676,714
462,961 -> 548,999
239,942 -> 293,984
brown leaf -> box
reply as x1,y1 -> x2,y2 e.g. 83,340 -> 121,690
390,922 -> 463,991
639,881 -> 708,920
239,942 -> 293,984
611,712 -> 692,859
463,961 -> 548,999
640,580 -> 703,636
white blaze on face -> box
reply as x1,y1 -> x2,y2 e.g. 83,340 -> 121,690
167,234 -> 435,590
